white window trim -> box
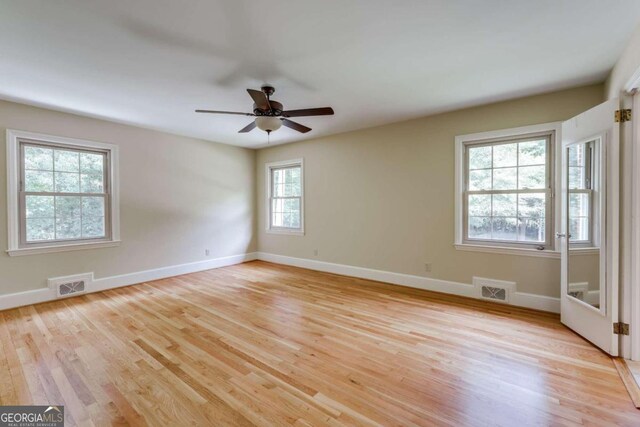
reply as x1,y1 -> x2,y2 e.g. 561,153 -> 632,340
265,158 -> 304,236
454,122 -> 562,257
6,129 -> 120,256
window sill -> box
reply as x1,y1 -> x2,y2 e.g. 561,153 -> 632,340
7,240 -> 121,257
454,243 -> 560,259
266,229 -> 305,236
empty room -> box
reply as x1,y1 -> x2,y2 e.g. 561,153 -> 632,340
3,1 -> 640,426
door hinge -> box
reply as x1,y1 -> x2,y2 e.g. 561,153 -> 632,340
614,109 -> 632,123
614,322 -> 629,335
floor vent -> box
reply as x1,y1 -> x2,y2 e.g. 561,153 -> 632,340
568,282 -> 588,303
58,280 -> 86,296
473,277 -> 516,304
481,286 -> 507,301
48,273 -> 93,298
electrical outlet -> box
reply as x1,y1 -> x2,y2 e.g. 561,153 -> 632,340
313,249 -> 319,256
424,263 -> 432,273
205,249 -> 210,256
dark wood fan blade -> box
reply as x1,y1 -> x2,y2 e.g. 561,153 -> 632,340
282,107 -> 334,117
281,118 -> 311,133
195,109 -> 254,116
247,89 -> 271,111
238,121 -> 257,133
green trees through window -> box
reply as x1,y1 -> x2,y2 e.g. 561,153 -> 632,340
466,137 -> 549,245
22,144 -> 107,243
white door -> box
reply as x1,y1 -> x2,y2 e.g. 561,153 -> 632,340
561,99 -> 620,355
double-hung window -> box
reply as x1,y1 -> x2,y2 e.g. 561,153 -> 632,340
7,130 -> 119,256
456,125 -> 557,252
266,159 -> 304,234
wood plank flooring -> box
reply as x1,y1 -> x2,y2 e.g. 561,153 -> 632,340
1,260 -> 639,426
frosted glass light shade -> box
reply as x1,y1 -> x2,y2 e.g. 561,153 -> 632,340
255,117 -> 282,132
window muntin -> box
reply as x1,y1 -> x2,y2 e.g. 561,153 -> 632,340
464,135 -> 552,248
268,163 -> 303,231
19,140 -> 110,246
568,141 -> 594,246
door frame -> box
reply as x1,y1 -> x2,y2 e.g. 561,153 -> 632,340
628,82 -> 640,360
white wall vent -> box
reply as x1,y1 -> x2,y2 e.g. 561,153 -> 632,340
473,277 -> 516,304
48,273 -> 94,298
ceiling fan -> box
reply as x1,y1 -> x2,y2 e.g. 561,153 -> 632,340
195,86 -> 334,134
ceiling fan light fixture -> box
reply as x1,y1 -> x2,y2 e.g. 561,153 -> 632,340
255,116 -> 282,133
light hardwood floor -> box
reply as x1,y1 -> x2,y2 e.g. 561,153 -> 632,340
1,260 -> 639,426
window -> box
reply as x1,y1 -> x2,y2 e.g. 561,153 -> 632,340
7,130 -> 120,256
568,140 -> 596,246
266,159 -> 304,234
455,123 -> 560,255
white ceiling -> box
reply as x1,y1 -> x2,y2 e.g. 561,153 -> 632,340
1,1 -> 640,148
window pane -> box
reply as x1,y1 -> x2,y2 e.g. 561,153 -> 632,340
520,217 -> 545,242
80,173 -> 104,193
273,169 -> 284,185
82,197 -> 105,217
271,197 -> 300,229
285,198 -> 300,212
56,216 -> 81,240
518,140 -> 546,166
468,146 -> 492,170
273,181 -> 284,197
518,165 -> 546,190
56,196 -> 81,217
468,169 -> 491,191
568,144 -> 585,167
271,199 -> 283,227
80,152 -> 104,173
54,150 -> 79,172
570,217 -> 590,242
82,216 -> 105,238
569,166 -> 585,189
26,196 -> 54,218
518,193 -> 546,218
55,172 -> 80,193
492,217 -> 517,241
55,195 -> 82,239
493,167 -> 517,190
468,217 -> 491,239
493,143 -> 517,168
24,146 -> 53,170
569,193 -> 590,218
492,194 -> 517,217
26,218 -> 55,241
272,212 -> 284,227
272,167 -> 301,198
25,170 -> 54,192
468,194 -> 491,216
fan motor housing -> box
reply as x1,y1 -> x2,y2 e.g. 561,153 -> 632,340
253,100 -> 283,116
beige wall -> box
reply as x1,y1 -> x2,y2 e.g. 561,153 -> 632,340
257,84 -> 604,298
0,100 -> 256,296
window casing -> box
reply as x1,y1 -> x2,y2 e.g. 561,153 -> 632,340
266,159 -> 304,234
455,123 -> 560,255
7,130 -> 120,256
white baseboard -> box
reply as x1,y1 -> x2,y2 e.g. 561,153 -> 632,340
0,251 -> 560,314
256,252 -> 560,313
0,252 -> 257,312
